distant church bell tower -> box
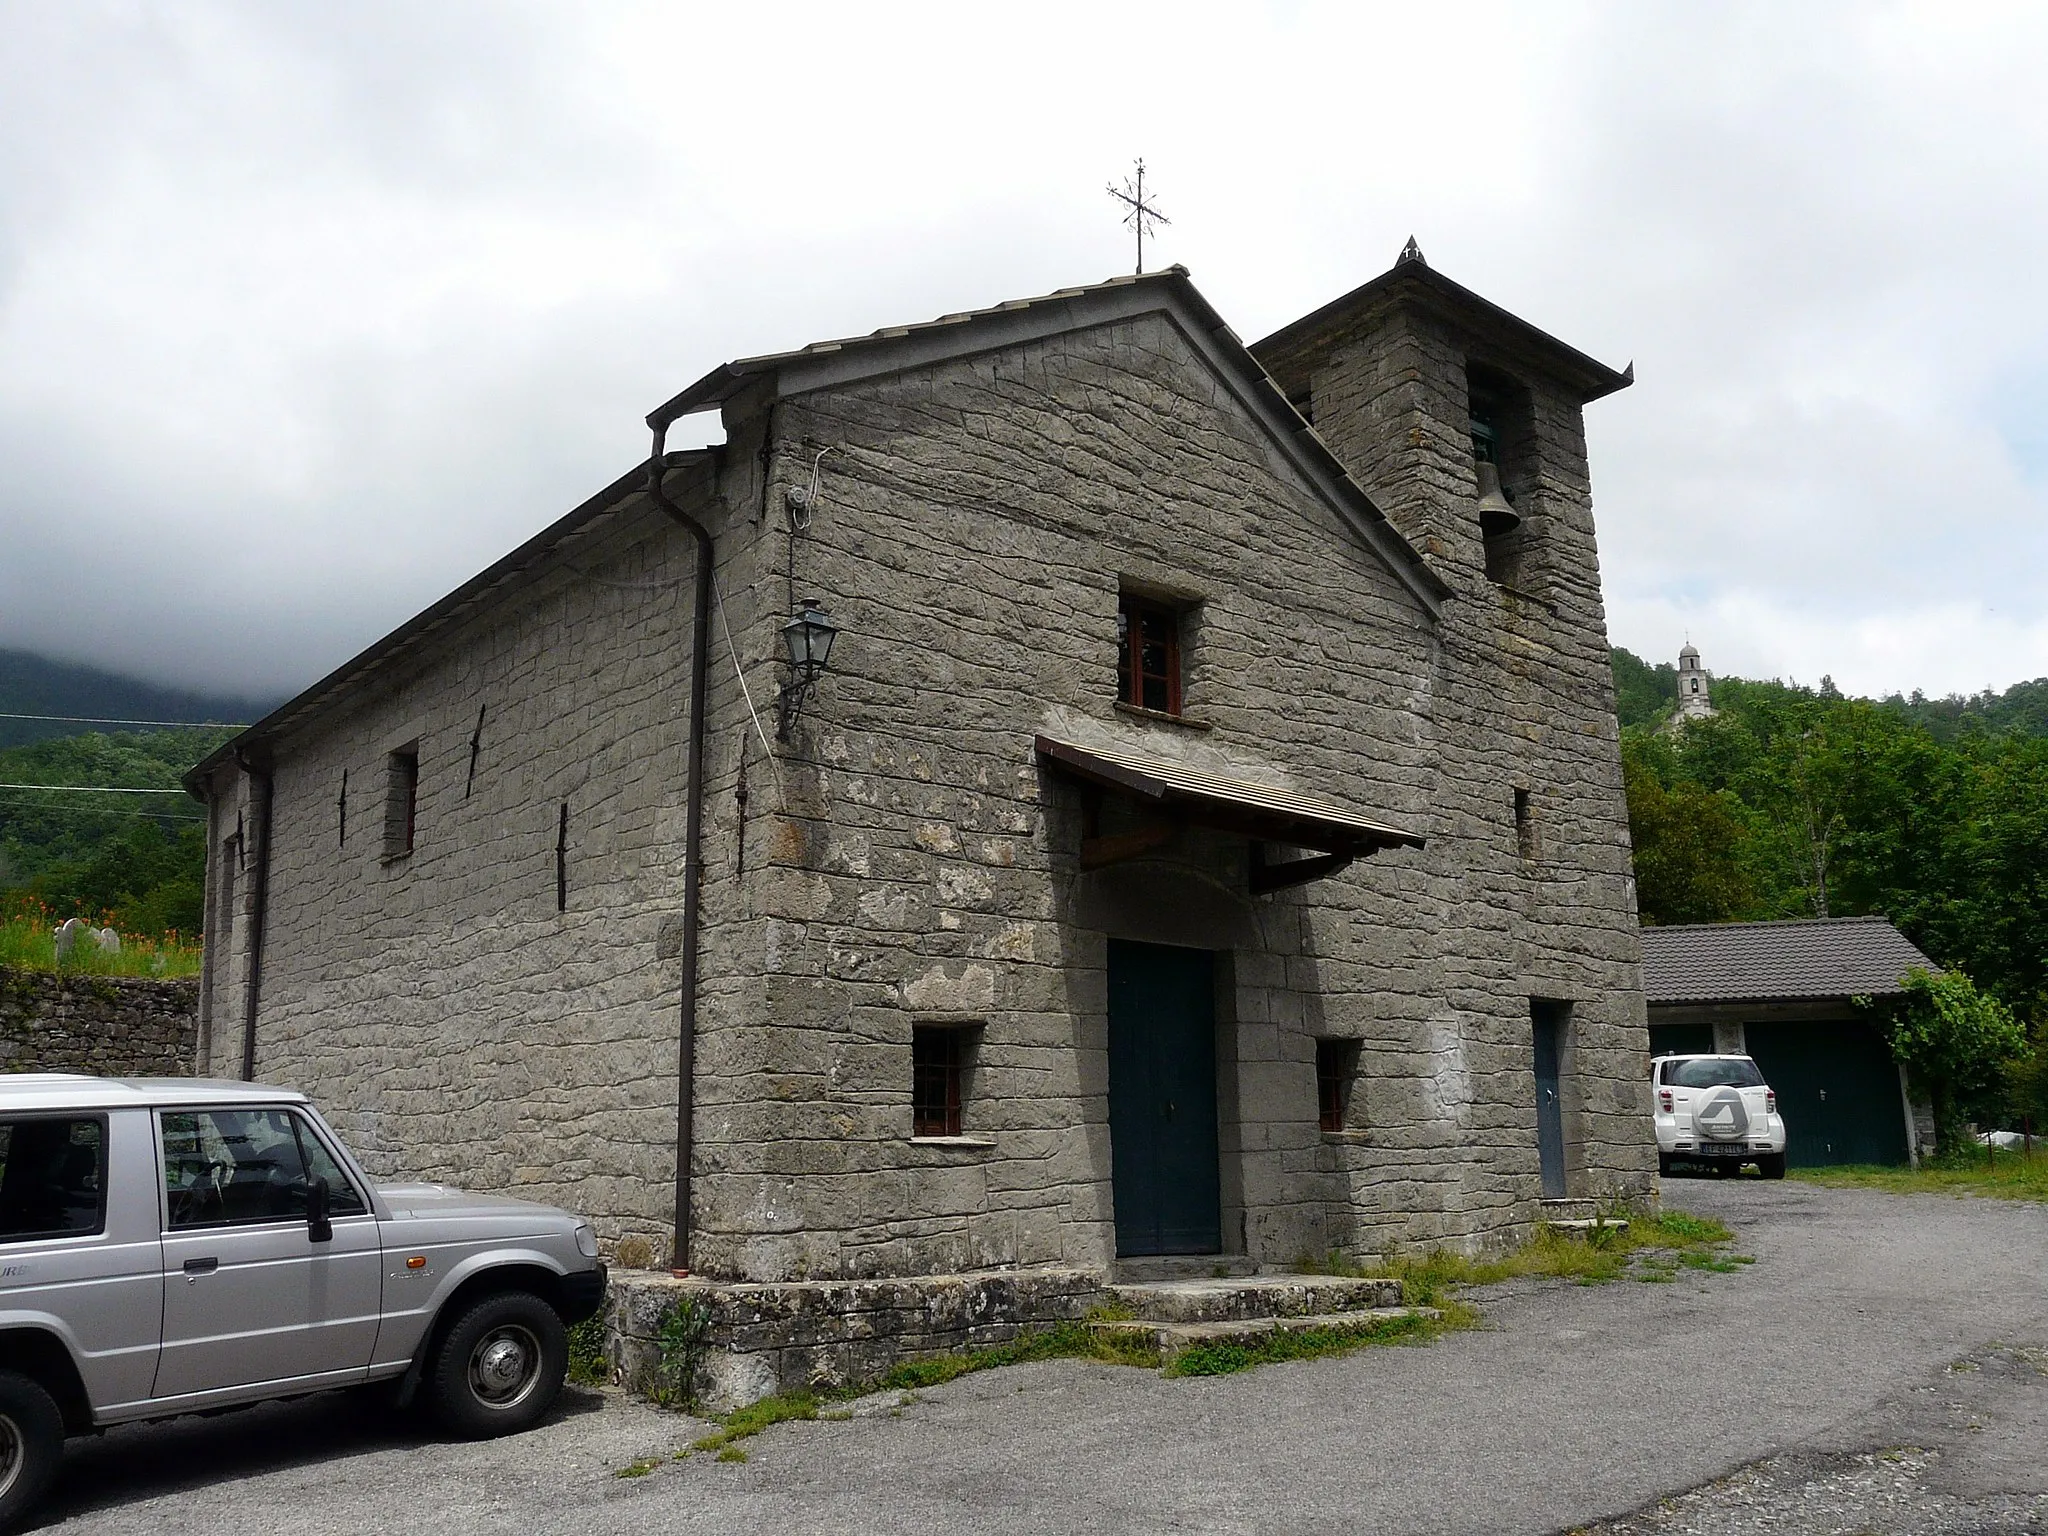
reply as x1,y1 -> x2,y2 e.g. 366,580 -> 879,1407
1674,642 -> 1715,723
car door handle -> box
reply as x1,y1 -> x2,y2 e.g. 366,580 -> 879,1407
182,1257 -> 218,1277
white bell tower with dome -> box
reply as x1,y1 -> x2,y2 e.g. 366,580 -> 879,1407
1674,642 -> 1715,722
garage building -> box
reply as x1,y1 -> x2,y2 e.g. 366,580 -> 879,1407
1641,916 -> 1937,1167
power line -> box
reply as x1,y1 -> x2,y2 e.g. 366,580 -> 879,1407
0,783 -> 189,795
0,712 -> 249,728
0,798 -> 205,823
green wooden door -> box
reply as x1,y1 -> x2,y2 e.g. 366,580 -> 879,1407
1107,939 -> 1222,1257
1744,1020 -> 1910,1167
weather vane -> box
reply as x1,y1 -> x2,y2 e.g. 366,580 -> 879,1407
1106,158 -> 1169,275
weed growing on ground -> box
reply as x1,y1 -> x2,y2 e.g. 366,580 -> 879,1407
1164,1304 -> 1465,1378
1793,1149 -> 2048,1204
652,1297 -> 713,1410
566,1314 -> 608,1386
1303,1206 -> 1745,1301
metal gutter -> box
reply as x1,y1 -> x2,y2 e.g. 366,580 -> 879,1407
237,755 -> 273,1081
641,421 -> 717,1277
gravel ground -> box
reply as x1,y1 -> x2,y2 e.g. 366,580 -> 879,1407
34,1178 -> 2048,1535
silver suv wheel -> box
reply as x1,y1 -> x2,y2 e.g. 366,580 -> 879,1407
469,1322 -> 543,1410
0,1411 -> 22,1502
427,1290 -> 569,1438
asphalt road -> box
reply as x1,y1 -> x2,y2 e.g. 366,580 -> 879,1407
37,1179 -> 2048,1535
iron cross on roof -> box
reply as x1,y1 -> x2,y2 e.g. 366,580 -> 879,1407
1106,159 -> 1170,275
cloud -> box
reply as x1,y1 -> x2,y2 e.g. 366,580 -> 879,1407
1,0 -> 2044,701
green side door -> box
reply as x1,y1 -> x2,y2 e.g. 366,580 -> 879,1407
1107,939 -> 1222,1257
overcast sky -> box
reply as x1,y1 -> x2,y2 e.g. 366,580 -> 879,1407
3,1 -> 2045,704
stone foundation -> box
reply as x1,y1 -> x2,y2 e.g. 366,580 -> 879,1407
606,1266 -> 1109,1411
0,966 -> 198,1077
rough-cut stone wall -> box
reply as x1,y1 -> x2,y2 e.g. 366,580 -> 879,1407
607,1268 -> 1109,1411
687,301 -> 1623,1283
1254,284 -> 1656,1219
198,273 -> 1653,1281
0,967 -> 197,1077
191,473 -> 759,1259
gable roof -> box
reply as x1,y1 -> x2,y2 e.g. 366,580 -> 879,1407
185,265 -> 1456,799
182,451 -> 717,796
1640,917 -> 1939,1006
650,268 -> 1449,618
1250,240 -> 1633,406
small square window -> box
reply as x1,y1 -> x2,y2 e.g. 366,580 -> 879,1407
1116,596 -> 1182,715
384,744 -> 419,860
913,1025 -> 966,1138
1316,1039 -> 1360,1134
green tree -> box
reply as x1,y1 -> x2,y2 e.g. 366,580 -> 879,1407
1610,647 -> 1678,729
1877,969 -> 2026,1153
1621,734 -> 1754,924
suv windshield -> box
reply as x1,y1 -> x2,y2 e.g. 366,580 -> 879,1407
1668,1057 -> 1765,1089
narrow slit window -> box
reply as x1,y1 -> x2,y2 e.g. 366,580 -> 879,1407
1316,1039 -> 1360,1133
555,802 -> 568,912
1116,596 -> 1182,715
1514,787 -> 1537,861
384,744 -> 419,859
912,1025 -> 964,1137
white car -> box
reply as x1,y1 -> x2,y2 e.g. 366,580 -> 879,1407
1652,1054 -> 1788,1179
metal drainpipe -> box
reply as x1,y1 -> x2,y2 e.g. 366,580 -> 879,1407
644,429 -> 715,1276
236,754 -> 274,1082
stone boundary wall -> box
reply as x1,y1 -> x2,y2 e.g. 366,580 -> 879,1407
606,1267 -> 1109,1411
0,966 -> 198,1078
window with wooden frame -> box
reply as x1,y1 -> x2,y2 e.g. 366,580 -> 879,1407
1316,1038 -> 1361,1134
1116,595 -> 1182,715
912,1024 -> 966,1137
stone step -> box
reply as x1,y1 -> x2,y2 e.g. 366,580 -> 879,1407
1112,1254 -> 1263,1283
1094,1306 -> 1441,1363
1543,1217 -> 1629,1235
1105,1273 -> 1402,1323
1536,1197 -> 1603,1221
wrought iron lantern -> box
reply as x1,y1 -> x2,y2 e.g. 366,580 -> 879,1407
777,598 -> 840,738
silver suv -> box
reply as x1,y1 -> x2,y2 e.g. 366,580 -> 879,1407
0,1074 -> 608,1528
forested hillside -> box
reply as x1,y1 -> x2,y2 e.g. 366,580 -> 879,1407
1612,648 -> 2048,1031
0,648 -> 266,749
0,728 -> 233,936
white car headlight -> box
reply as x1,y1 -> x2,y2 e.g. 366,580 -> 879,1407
574,1222 -> 599,1259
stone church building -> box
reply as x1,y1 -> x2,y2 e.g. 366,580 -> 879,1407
187,242 -> 1655,1281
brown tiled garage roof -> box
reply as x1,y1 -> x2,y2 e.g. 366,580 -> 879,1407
1640,917 -> 1938,1005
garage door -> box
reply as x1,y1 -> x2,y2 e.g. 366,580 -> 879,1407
1742,1020 -> 1910,1167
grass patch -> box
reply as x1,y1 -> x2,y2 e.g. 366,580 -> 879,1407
0,901 -> 203,978
1308,1206 -> 1744,1302
877,1318 -> 1160,1392
1793,1148 -> 2048,1203
1164,1304 -> 1462,1378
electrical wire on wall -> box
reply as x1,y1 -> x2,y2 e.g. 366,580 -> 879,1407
784,446 -> 837,619
715,573 -> 784,813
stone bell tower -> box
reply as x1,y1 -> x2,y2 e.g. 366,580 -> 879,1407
1250,238 -> 1653,1206
1674,642 -> 1715,722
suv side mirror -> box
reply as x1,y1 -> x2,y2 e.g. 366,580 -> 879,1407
307,1175 -> 333,1244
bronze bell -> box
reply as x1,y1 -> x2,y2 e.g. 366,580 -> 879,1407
1475,459 -> 1520,538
